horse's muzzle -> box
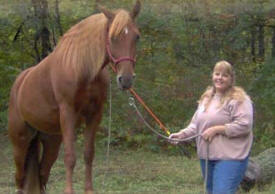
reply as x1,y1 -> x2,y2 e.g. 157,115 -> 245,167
117,74 -> 134,90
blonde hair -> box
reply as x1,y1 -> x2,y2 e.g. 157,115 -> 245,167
109,10 -> 131,38
199,60 -> 249,109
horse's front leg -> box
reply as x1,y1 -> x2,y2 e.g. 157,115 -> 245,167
60,103 -> 77,194
83,109 -> 103,194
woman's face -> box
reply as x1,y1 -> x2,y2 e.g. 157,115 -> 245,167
212,70 -> 232,93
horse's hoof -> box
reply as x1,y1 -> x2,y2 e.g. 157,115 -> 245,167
15,189 -> 24,194
64,190 -> 74,194
85,190 -> 94,194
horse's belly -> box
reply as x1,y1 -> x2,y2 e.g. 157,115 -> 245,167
22,105 -> 61,134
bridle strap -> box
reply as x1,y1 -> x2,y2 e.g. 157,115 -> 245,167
105,30 -> 136,69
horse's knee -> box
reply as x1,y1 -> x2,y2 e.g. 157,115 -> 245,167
84,150 -> 94,164
64,153 -> 76,169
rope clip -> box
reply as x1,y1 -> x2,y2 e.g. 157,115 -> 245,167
128,97 -> 135,107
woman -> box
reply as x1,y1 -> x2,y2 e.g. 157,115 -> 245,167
169,60 -> 253,194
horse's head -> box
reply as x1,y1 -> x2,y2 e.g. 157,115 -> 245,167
100,0 -> 141,90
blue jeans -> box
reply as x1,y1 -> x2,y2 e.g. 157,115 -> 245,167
200,157 -> 249,194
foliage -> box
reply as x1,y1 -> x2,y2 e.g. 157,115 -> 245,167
250,59 -> 275,117
248,59 -> 275,153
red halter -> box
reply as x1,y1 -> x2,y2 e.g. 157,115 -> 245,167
105,31 -> 136,69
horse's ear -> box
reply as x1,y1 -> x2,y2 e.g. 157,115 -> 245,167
98,5 -> 115,21
131,0 -> 141,19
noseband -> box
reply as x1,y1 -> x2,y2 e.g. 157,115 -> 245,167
105,30 -> 136,69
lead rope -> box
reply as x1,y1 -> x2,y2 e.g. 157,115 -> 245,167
102,78 -> 112,187
128,96 -> 200,142
204,143 -> 209,194
107,78 -> 112,162
128,96 -> 210,194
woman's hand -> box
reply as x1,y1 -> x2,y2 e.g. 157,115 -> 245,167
202,125 -> 226,142
168,130 -> 187,145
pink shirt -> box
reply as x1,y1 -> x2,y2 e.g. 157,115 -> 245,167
183,94 -> 253,160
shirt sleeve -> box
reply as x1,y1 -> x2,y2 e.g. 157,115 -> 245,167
224,98 -> 253,138
181,107 -> 200,137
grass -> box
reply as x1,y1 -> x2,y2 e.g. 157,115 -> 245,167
0,133 -> 274,194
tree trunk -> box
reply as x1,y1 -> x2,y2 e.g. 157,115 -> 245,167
258,24 -> 265,60
251,26 -> 256,62
32,0 -> 52,62
94,0 -> 101,13
55,0 -> 63,36
272,27 -> 275,58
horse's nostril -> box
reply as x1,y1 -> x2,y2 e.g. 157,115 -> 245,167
118,76 -> 122,83
117,75 -> 134,90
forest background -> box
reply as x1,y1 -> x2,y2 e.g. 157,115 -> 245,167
0,0 -> 274,157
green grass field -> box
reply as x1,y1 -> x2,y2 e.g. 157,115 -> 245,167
0,134 -> 274,194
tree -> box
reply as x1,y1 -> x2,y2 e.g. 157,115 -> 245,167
55,0 -> 63,37
272,27 -> 275,58
31,0 -> 52,62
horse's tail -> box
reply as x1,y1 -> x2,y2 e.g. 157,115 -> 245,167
24,135 -> 41,194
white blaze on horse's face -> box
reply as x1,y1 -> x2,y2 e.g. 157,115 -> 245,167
124,27 -> 129,35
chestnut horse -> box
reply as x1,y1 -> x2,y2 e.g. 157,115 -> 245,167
8,1 -> 141,194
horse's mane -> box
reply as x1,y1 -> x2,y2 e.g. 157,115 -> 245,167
53,9 -> 132,81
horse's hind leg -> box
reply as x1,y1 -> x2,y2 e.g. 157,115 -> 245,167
8,119 -> 35,193
39,133 -> 62,191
